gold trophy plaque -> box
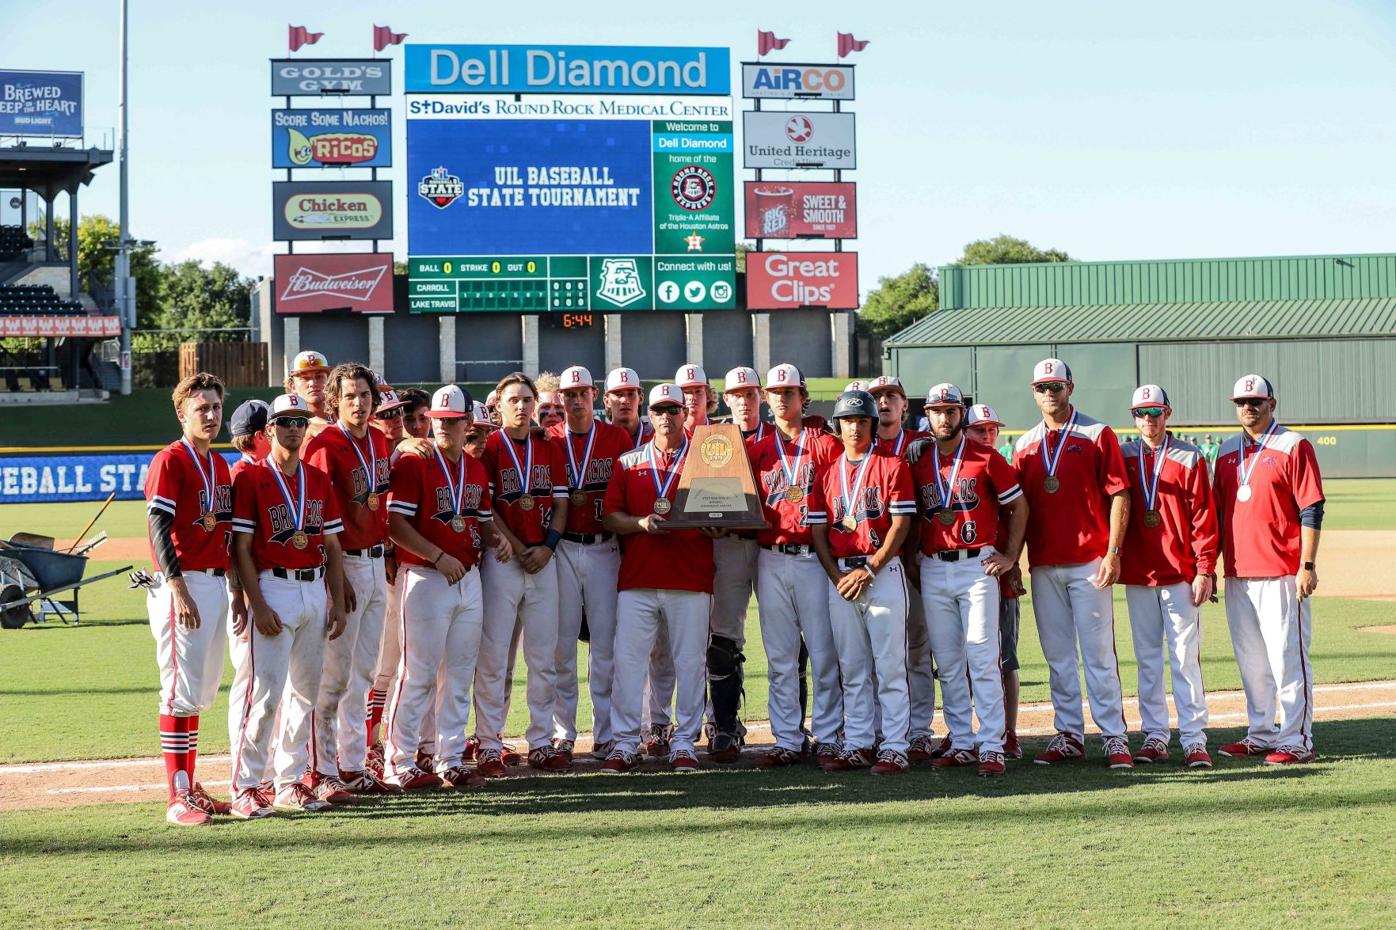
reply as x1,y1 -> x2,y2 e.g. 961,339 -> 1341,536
664,424 -> 768,530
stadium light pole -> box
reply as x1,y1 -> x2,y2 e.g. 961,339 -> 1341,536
115,0 -> 133,396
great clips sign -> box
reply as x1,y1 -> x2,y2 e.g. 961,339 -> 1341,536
274,253 -> 394,314
746,252 -> 859,310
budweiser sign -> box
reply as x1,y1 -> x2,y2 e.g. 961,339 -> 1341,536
274,253 -> 394,314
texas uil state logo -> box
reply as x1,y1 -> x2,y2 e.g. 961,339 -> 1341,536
671,165 -> 716,212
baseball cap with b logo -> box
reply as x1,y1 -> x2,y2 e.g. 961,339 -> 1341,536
605,367 -> 641,394
560,365 -> 594,389
374,388 -> 407,416
723,366 -> 761,393
289,350 -> 330,377
924,382 -> 965,408
765,363 -> 804,388
844,380 -> 864,393
1130,384 -> 1171,410
966,403 -> 1005,428
268,393 -> 309,421
1231,374 -> 1274,400
865,374 -> 906,397
428,384 -> 473,419
648,383 -> 685,409
674,364 -> 708,389
1031,358 -> 1073,385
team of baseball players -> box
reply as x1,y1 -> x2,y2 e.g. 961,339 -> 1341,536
146,351 -> 1325,825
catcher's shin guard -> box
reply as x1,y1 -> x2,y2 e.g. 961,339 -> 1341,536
707,634 -> 745,735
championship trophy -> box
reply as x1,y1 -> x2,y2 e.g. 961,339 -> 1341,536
662,424 -> 768,530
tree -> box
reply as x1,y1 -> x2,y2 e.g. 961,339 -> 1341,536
856,262 -> 938,338
958,234 -> 1071,265
151,260 -> 253,341
33,214 -> 163,324
735,241 -> 752,274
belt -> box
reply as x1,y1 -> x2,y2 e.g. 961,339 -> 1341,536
562,531 -> 613,545
344,545 -> 385,558
932,547 -> 983,563
762,543 -> 812,556
187,567 -> 226,577
838,556 -> 870,571
271,566 -> 325,582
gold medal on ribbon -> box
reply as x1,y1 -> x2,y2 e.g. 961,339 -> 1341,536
1143,509 -> 1162,528
451,514 -> 466,533
292,530 -> 309,550
784,486 -> 804,504
201,512 -> 216,531
570,490 -> 588,507
937,510 -> 956,526
367,492 -> 380,512
839,514 -> 858,533
653,497 -> 672,515
1043,476 -> 1060,493
518,494 -> 535,511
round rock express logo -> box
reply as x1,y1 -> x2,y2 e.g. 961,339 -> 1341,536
671,165 -> 717,212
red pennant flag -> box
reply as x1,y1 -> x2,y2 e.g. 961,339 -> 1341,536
373,24 -> 408,53
288,25 -> 324,53
837,32 -> 870,58
757,30 -> 791,57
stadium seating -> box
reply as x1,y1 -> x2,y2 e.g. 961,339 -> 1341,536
0,283 -> 85,316
0,225 -> 35,262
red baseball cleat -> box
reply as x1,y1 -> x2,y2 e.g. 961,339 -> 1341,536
1104,736 -> 1134,769
274,782 -> 332,812
1219,738 -> 1271,758
188,782 -> 231,816
1034,733 -> 1085,765
669,749 -> 700,772
462,737 -> 480,762
553,739 -> 575,762
475,749 -> 508,779
931,748 -> 978,768
340,769 -> 402,794
600,750 -> 638,774
229,787 -> 276,820
440,766 -> 487,789
1133,737 -> 1169,764
643,724 -> 672,759
528,746 -> 573,773
816,744 -> 845,772
1003,730 -> 1023,760
307,772 -> 354,805
977,752 -> 1007,777
907,734 -> 938,763
755,747 -> 802,769
393,767 -> 444,791
1263,746 -> 1316,766
1183,744 -> 1214,769
166,791 -> 212,827
827,747 -> 876,771
871,750 -> 909,776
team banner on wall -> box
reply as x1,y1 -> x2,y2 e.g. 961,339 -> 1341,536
271,108 -> 392,168
744,182 -> 857,239
272,181 -> 394,240
0,70 -> 83,137
741,62 -> 855,100
405,45 -> 730,95
746,251 -> 859,310
741,111 -> 856,169
270,59 -> 392,95
0,316 -> 119,338
0,452 -> 238,504
274,253 -> 394,314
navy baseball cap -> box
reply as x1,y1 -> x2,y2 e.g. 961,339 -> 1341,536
229,399 -> 269,437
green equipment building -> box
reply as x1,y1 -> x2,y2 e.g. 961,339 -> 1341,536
883,253 -> 1396,478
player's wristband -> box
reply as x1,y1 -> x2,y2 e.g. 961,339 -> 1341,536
431,550 -> 444,566
543,529 -> 562,551
1302,561 -> 1316,571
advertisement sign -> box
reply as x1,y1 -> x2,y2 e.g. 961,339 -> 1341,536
741,111 -> 856,169
0,315 -> 118,338
272,181 -> 393,241
271,108 -> 392,168
274,253 -> 394,314
406,44 -> 730,95
744,182 -> 857,239
407,254 -> 735,313
0,70 -> 83,137
270,59 -> 391,95
0,452 -> 238,504
746,252 -> 859,310
741,62 -> 855,100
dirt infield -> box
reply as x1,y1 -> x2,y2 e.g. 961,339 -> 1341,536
3,680 -> 1393,813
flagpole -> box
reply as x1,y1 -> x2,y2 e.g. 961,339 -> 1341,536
116,0 -> 132,396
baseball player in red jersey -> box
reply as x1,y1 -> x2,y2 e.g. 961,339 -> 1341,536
809,389 -> 917,775
549,365 -> 631,760
1015,358 -> 1134,768
143,373 -> 234,826
302,363 -> 394,798
286,350 -> 334,438
863,374 -> 936,757
1120,385 -> 1219,769
385,385 -> 506,789
749,363 -> 844,769
536,389 -> 566,430
604,366 -> 654,450
474,372 -> 571,776
724,365 -> 769,444
599,384 -> 724,773
1213,374 -> 1324,765
229,400 -> 270,480
908,384 -> 1026,777
964,403 -> 1027,758
224,399 -> 268,791
228,393 -> 347,816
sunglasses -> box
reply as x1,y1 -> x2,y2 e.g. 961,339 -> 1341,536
1034,382 -> 1068,394
1133,406 -> 1166,418
375,408 -> 403,420
652,405 -> 683,417
1233,397 -> 1266,408
274,416 -> 309,429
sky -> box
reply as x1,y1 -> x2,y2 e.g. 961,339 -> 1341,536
5,0 -> 1396,295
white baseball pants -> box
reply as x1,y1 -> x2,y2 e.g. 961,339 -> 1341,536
756,548 -> 842,750
228,572 -> 328,792
905,584 -> 936,740
920,551 -> 1006,754
644,633 -> 676,729
1125,582 -> 1209,746
374,577 -> 439,752
385,565 -> 484,775
1224,576 -> 1313,751
1029,559 -> 1128,740
474,554 -> 559,751
312,553 -> 386,776
828,560 -> 910,755
611,588 -> 712,756
553,537 -> 621,744
148,570 -> 228,716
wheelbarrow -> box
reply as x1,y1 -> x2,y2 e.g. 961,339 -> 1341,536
0,537 -> 132,629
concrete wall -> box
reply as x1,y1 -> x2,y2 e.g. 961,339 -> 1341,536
538,321 -> 605,376
620,313 -> 688,377
453,314 -> 523,383
702,311 -> 755,378
382,311 -> 442,384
